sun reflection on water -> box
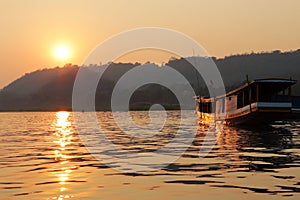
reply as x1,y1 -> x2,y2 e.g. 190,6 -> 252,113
51,111 -> 75,199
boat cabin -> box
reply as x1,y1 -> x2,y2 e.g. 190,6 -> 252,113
195,78 -> 298,125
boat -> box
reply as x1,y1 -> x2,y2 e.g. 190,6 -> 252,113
195,78 -> 300,125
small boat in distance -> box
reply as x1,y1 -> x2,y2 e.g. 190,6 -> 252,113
195,78 -> 300,125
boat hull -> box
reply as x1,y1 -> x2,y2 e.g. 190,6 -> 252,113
225,110 -> 299,126
197,108 -> 300,126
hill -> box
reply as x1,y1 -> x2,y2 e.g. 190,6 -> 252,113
0,49 -> 299,111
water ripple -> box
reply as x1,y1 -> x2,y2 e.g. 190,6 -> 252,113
0,112 -> 299,199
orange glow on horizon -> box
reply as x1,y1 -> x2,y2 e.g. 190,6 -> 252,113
0,1 -> 299,88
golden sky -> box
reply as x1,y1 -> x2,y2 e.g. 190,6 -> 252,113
0,0 -> 299,88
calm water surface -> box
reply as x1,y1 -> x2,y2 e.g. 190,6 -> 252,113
0,111 -> 299,200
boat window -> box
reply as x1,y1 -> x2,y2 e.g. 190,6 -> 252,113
237,92 -> 243,108
244,89 -> 250,106
222,98 -> 225,113
258,83 -> 291,103
251,85 -> 257,103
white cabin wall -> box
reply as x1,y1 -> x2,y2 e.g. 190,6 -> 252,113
226,95 -> 237,112
216,99 -> 222,114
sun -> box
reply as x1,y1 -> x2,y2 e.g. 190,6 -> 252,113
54,45 -> 70,60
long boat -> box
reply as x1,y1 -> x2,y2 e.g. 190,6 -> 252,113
195,78 -> 300,125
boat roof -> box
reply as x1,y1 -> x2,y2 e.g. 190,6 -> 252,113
195,78 -> 297,101
226,78 -> 297,97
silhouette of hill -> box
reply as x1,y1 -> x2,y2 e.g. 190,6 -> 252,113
0,64 -> 79,111
0,49 -> 299,111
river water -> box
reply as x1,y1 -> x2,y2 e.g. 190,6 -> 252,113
0,111 -> 299,200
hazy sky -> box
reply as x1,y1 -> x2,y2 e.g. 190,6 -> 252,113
0,0 -> 299,88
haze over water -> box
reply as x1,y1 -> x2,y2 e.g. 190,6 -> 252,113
0,111 -> 299,199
